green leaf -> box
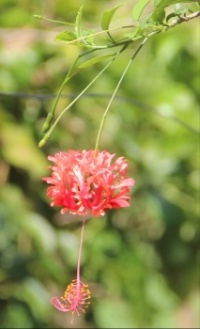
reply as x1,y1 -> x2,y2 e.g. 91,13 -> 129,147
152,8 -> 165,23
101,4 -> 122,30
152,0 -> 197,23
77,53 -> 116,69
75,6 -> 94,46
132,0 -> 151,21
54,31 -> 77,42
75,5 -> 84,38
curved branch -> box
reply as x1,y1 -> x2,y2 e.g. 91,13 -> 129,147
166,10 -> 200,29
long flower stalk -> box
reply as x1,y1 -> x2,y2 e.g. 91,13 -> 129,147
50,219 -> 91,317
76,219 -> 85,283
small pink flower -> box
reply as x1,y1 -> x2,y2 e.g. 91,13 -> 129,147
43,150 -> 135,217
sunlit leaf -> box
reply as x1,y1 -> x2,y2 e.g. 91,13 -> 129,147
55,30 -> 96,47
101,4 -> 122,30
75,5 -> 84,38
132,0 -> 151,21
74,5 -> 97,46
77,53 -> 116,68
54,31 -> 77,42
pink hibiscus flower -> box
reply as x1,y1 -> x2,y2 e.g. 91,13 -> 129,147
43,150 -> 135,217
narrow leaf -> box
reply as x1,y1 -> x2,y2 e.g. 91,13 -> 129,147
78,53 -> 116,69
132,0 -> 151,21
75,5 -> 84,38
101,4 -> 122,30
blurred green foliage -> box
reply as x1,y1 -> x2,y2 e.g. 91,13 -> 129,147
0,0 -> 199,328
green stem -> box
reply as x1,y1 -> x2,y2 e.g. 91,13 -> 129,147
94,36 -> 149,151
34,15 -> 84,28
54,25 -> 135,50
42,49 -> 97,134
39,45 -> 127,147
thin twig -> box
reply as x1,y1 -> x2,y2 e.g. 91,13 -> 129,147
167,11 -> 200,29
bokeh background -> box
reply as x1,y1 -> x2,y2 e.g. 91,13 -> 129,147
0,0 -> 199,328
